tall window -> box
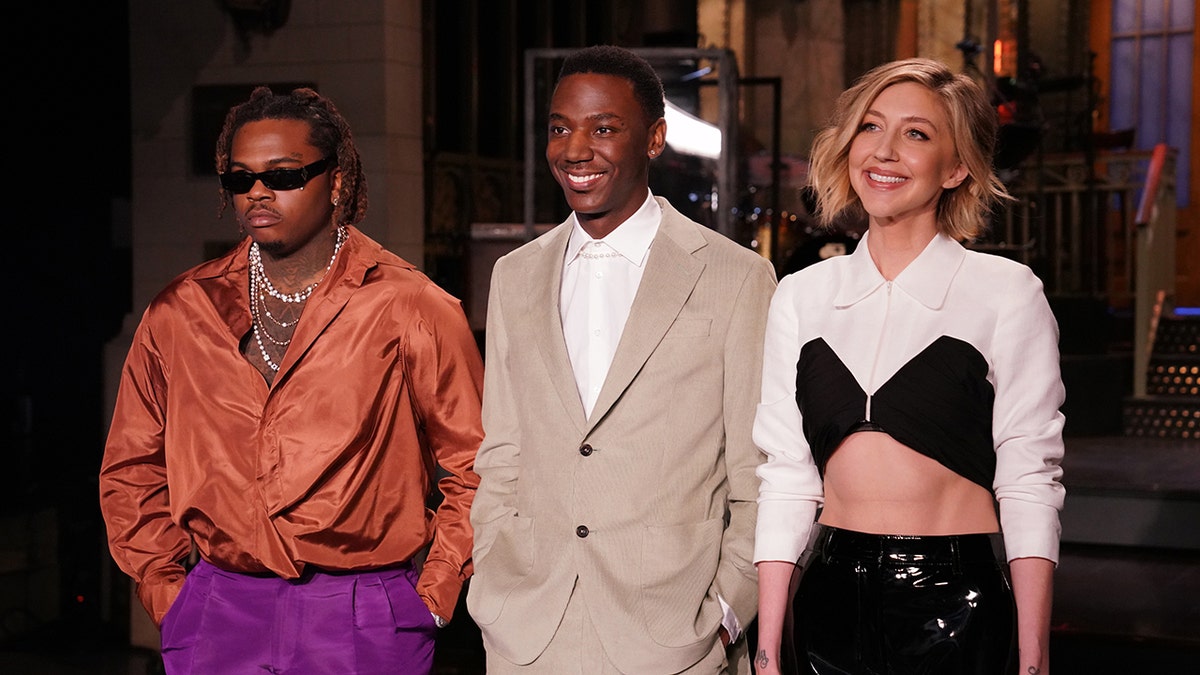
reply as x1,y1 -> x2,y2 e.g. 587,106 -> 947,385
1110,0 -> 1194,205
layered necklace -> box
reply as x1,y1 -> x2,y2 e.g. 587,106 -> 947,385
248,226 -> 347,372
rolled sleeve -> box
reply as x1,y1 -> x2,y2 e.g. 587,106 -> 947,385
753,276 -> 824,564
990,269 -> 1066,564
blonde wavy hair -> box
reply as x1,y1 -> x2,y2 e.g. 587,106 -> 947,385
807,58 -> 1010,241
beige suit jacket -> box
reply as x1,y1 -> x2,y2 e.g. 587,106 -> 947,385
467,198 -> 776,673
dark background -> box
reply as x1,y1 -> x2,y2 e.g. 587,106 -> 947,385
5,1 -> 133,646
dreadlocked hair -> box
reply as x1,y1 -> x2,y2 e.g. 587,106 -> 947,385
214,86 -> 367,226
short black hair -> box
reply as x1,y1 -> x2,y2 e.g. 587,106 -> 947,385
557,45 -> 665,123
215,86 -> 367,226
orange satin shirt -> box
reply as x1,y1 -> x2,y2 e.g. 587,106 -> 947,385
100,227 -> 484,626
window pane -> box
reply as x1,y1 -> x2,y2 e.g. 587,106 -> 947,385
1109,39 -> 1136,130
1113,0 -> 1138,32
1167,33 -> 1193,205
1142,0 -> 1165,31
1169,0 -> 1194,30
1136,36 -> 1165,145
1166,36 -> 1193,139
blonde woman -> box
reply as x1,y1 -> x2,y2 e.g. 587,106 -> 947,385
753,59 -> 1064,675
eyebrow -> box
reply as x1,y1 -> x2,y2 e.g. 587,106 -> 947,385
548,111 -> 624,124
229,155 -> 308,170
863,108 -> 939,130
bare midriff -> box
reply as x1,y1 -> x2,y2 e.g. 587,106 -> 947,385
819,431 -> 999,536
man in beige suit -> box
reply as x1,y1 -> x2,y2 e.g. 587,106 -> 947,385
468,46 -> 776,674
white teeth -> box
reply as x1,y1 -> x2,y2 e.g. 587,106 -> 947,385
568,173 -> 601,184
868,172 -> 906,184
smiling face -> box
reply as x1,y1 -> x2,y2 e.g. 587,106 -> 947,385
847,81 -> 968,236
229,118 -> 341,257
545,73 -> 666,239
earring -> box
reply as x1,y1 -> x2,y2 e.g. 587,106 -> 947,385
649,150 -> 656,156
333,196 -> 339,207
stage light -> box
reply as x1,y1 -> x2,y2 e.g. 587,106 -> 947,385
664,98 -> 722,159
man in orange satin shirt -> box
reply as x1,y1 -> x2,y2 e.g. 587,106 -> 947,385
99,87 -> 483,675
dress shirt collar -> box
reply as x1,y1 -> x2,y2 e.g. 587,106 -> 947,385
564,189 -> 661,267
834,230 -> 965,310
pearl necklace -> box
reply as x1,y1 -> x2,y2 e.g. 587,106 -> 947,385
249,227 -> 347,372
250,226 -> 347,303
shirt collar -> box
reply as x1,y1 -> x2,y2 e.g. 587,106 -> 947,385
564,189 -> 661,267
834,230 -> 965,309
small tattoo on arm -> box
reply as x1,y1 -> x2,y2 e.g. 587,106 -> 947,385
756,649 -> 770,669
1027,667 -> 1041,674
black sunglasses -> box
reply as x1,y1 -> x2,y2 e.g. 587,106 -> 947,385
219,157 -> 332,194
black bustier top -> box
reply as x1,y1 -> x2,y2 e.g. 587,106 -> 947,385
795,336 -> 996,491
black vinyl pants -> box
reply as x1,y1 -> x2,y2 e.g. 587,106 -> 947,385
784,525 -> 1017,675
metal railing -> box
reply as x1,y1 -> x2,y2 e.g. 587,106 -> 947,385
982,147 -> 1177,306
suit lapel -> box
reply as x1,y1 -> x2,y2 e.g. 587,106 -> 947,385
586,204 -> 705,432
527,225 -> 589,433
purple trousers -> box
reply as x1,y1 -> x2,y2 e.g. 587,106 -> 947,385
160,560 -> 436,674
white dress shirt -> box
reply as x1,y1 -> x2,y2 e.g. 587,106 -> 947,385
560,191 -> 661,418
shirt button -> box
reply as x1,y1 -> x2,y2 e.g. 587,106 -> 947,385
576,525 -> 590,538
579,444 -> 593,456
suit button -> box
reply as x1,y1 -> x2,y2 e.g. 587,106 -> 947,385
576,525 -> 590,538
579,444 -> 593,456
